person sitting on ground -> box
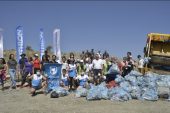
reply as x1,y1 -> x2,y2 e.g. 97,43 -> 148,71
60,69 -> 69,89
28,69 -> 47,96
76,72 -> 89,88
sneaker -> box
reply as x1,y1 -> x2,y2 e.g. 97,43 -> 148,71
31,92 -> 36,97
12,86 -> 16,89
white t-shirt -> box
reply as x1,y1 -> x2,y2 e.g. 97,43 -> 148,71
62,62 -> 68,70
32,74 -> 43,86
138,59 -> 144,68
85,63 -> 93,72
68,64 -> 76,70
33,74 -> 43,80
76,74 -> 89,80
92,59 -> 103,69
61,74 -> 68,80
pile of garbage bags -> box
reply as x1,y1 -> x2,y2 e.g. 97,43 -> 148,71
75,70 -> 170,102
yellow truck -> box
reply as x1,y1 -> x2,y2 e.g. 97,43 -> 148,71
144,33 -> 170,74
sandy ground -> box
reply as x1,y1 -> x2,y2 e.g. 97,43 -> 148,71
0,82 -> 170,113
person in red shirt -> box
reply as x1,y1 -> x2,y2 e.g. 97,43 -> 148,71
33,54 -> 41,74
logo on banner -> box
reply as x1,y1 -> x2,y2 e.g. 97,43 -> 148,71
50,66 -> 58,75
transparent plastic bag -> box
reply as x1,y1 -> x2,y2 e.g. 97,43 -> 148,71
53,87 -> 69,97
75,87 -> 87,98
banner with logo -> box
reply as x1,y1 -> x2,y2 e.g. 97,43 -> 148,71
0,30 -> 3,58
43,63 -> 62,91
40,28 -> 45,60
53,29 -> 61,62
16,26 -> 24,62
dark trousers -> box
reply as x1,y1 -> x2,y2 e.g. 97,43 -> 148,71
105,73 -> 117,83
93,69 -> 102,85
0,74 -> 4,87
21,71 -> 31,87
69,77 -> 75,90
34,68 -> 40,74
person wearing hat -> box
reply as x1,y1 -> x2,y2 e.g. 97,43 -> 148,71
33,54 -> 41,74
19,53 -> 27,83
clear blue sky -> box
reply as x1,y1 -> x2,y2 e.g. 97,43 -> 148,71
0,1 -> 170,58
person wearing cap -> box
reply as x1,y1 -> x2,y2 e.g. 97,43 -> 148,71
33,54 -> 41,74
92,53 -> 103,85
19,53 -> 27,83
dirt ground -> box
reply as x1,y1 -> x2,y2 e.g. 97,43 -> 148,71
0,83 -> 170,113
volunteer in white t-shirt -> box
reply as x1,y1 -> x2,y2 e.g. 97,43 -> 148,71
76,72 -> 89,88
92,53 -> 103,85
137,55 -> 144,74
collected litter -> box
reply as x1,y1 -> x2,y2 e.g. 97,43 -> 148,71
75,70 -> 170,102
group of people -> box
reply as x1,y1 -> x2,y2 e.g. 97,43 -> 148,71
0,49 -> 146,96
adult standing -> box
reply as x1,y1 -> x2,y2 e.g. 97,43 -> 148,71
19,53 -> 27,82
33,54 -> 41,74
42,50 -> 50,63
7,54 -> 17,89
92,53 -> 103,85
67,54 -> 77,91
137,55 -> 144,74
50,55 -> 58,63
0,58 -> 6,90
21,57 -> 33,87
61,56 -> 68,70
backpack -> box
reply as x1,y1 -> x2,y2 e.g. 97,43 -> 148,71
50,91 -> 59,98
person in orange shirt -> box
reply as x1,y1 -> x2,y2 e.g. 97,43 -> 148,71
33,54 -> 41,74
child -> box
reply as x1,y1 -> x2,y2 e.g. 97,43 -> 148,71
76,72 -> 89,88
28,70 -> 47,96
60,69 -> 69,88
